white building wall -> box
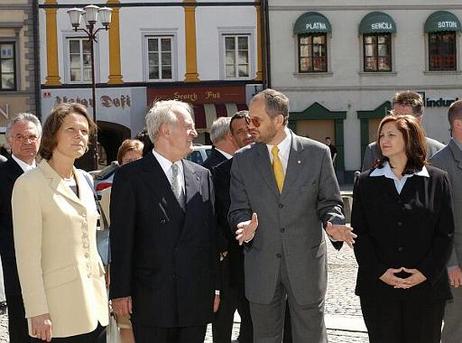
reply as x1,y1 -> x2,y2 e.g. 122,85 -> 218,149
269,0 -> 462,172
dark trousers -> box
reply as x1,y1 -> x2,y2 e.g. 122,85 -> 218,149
132,322 -> 206,343
30,324 -> 106,343
360,295 -> 445,343
5,293 -> 29,343
212,258 -> 253,343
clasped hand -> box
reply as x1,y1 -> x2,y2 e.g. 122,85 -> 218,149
379,267 -> 427,289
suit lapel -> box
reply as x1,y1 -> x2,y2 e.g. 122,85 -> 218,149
39,160 -> 85,209
183,160 -> 200,209
449,140 -> 462,171
5,158 -> 24,181
255,143 -> 280,198
281,133 -> 304,199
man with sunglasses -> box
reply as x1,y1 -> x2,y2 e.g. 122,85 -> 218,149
228,89 -> 355,343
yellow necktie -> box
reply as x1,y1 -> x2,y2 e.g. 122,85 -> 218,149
271,146 -> 285,193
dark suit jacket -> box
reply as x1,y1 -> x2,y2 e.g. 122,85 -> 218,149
109,153 -> 219,328
213,158 -> 245,288
352,165 -> 454,300
0,157 -> 24,296
202,147 -> 227,170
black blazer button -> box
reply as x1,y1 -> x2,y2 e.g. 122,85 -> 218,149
398,246 -> 404,252
397,221 -> 403,227
276,253 -> 282,258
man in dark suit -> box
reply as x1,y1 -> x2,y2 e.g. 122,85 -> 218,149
431,100 -> 462,343
0,113 -> 41,342
202,116 -> 238,170
110,100 -> 220,343
228,89 -> 355,343
212,111 -> 254,343
362,90 -> 444,170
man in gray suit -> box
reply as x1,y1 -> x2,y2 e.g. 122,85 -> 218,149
430,100 -> 462,343
228,89 -> 356,343
362,90 -> 444,170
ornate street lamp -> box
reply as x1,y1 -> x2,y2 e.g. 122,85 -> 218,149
67,5 -> 112,170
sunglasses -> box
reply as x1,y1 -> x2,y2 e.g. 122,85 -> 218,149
245,115 -> 262,128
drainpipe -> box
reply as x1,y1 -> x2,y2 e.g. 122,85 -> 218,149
32,0 -> 41,119
262,0 -> 271,89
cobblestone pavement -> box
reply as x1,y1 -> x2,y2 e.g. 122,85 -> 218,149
0,242 -> 367,342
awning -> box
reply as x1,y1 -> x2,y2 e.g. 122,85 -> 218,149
359,12 -> 397,34
425,11 -> 461,33
193,103 -> 248,130
293,12 -> 332,34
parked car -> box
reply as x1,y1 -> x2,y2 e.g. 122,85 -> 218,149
186,145 -> 212,165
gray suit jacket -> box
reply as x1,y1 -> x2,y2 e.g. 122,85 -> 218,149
430,139 -> 462,268
362,136 -> 445,171
228,132 -> 345,305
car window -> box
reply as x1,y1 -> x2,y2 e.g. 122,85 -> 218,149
188,150 -> 203,164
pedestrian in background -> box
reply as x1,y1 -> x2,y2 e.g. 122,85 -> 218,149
430,100 -> 462,343
212,111 -> 254,343
362,90 -> 444,171
228,89 -> 355,343
12,103 -> 109,342
0,113 -> 41,342
99,138 -> 144,343
109,100 -> 220,343
352,114 -> 454,343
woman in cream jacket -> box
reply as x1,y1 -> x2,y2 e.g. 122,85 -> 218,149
12,103 -> 108,342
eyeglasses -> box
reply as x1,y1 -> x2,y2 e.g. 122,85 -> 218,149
245,115 -> 262,128
14,134 -> 38,143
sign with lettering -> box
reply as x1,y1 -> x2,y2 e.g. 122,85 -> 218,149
371,22 -> 393,31
437,21 -> 458,29
306,22 -> 326,31
41,87 -> 147,135
147,85 -> 246,105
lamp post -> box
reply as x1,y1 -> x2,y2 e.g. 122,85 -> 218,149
67,5 -> 112,170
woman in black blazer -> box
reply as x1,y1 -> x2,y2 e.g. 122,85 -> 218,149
352,114 -> 454,343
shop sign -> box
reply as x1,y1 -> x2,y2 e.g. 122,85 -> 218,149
148,85 -> 245,105
437,21 -> 458,29
425,97 -> 459,108
371,22 -> 393,31
306,22 -> 327,31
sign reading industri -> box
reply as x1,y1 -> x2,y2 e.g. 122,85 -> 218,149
147,85 -> 246,105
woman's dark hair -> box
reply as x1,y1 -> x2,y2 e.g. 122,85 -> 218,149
39,103 -> 97,160
376,114 -> 427,174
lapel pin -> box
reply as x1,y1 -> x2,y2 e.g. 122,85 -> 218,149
297,160 -> 301,164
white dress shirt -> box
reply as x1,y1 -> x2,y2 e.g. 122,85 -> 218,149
152,149 -> 185,196
370,161 -> 429,194
215,148 -> 233,160
11,154 -> 36,173
266,127 -> 292,174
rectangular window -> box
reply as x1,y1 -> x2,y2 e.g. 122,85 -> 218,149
363,33 -> 392,72
224,35 -> 250,78
429,32 -> 457,71
0,43 -> 16,90
147,36 -> 173,80
298,33 -> 327,73
67,38 -> 91,82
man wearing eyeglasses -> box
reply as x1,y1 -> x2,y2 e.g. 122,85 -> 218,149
228,89 -> 355,343
0,113 -> 41,343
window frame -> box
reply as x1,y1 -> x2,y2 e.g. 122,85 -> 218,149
428,31 -> 457,71
145,35 -> 175,82
362,33 -> 392,72
0,42 -> 17,91
222,34 -> 251,80
63,33 -> 100,84
297,33 -> 328,73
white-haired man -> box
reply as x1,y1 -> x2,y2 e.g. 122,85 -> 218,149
202,116 -> 238,170
109,100 -> 220,343
0,113 -> 41,342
